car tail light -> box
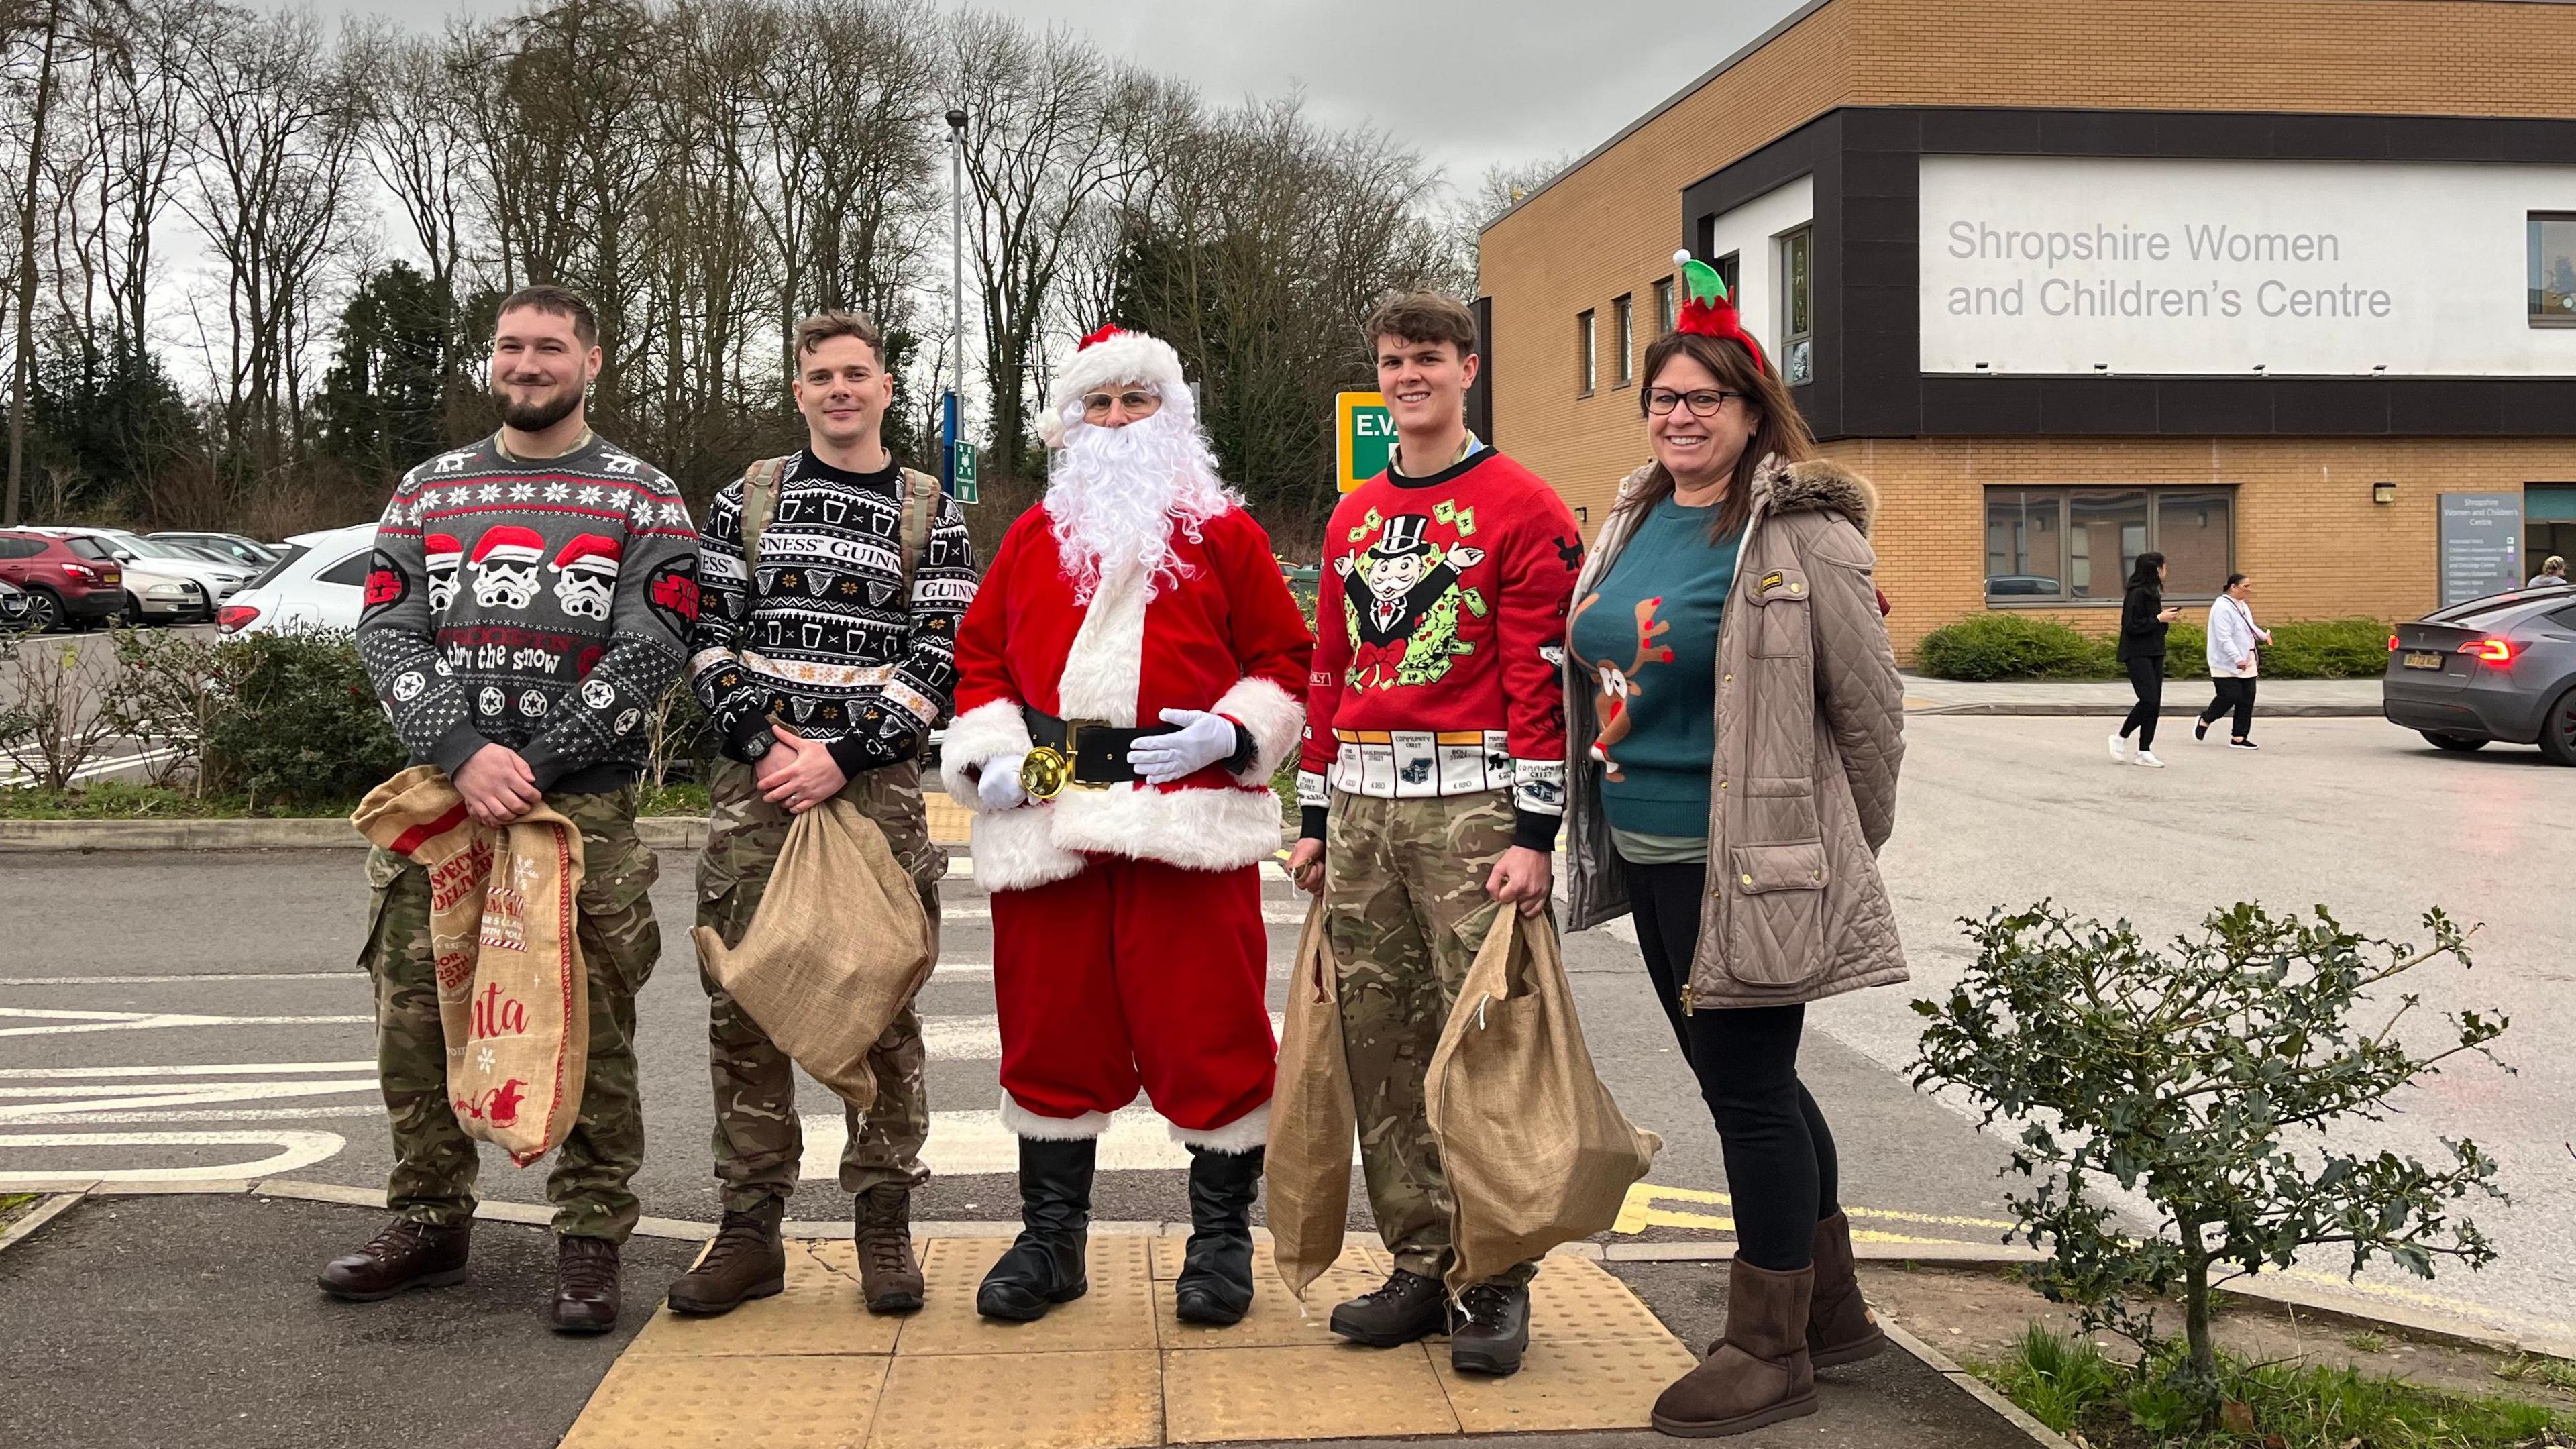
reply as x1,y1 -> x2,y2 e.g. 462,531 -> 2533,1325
217,604 -> 260,634
2387,634 -> 2400,651
2460,638 -> 2514,665
62,561 -> 99,584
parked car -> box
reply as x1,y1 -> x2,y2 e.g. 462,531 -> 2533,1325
217,523 -> 376,635
30,527 -> 254,619
150,531 -> 279,569
0,528 -> 124,630
2383,585 -> 2576,765
0,577 -> 30,631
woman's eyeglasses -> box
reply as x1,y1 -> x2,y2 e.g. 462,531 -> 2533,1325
1644,388 -> 1741,418
1082,389 -> 1160,417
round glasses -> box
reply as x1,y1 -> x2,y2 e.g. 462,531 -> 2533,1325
1644,388 -> 1742,417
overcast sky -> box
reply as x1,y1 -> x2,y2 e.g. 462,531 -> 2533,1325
288,0 -> 1808,191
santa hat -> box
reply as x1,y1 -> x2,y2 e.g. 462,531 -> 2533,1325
1671,250 -> 1769,374
470,525 -> 547,568
550,533 -> 623,576
425,534 -> 463,570
1042,325 -> 1191,447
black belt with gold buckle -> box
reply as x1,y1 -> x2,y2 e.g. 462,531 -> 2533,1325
1017,708 -> 1175,800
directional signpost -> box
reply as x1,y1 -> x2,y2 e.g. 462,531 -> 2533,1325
952,438 -> 978,504
1336,390 -> 1395,493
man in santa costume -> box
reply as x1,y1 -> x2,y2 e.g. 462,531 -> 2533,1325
941,325 -> 1311,1326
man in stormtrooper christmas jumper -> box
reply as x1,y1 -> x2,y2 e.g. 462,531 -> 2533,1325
943,325 -> 1311,1327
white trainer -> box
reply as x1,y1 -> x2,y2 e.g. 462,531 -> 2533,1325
2135,751 -> 2166,768
2108,733 -> 2129,760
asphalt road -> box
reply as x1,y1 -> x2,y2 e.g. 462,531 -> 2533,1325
4,714 -> 2567,1332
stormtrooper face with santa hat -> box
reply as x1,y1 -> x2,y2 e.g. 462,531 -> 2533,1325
1041,325 -> 1239,605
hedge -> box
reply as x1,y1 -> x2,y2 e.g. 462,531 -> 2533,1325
1914,612 -> 2392,682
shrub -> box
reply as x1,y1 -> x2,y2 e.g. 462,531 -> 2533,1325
1913,902 -> 2505,1396
2265,617 -> 2393,679
1915,614 -> 2104,681
197,630 -> 406,808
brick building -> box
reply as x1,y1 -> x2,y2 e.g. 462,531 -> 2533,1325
1475,0 -> 2576,656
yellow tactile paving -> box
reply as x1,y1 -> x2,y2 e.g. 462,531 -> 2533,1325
627,1241 -> 903,1357
561,1352 -> 889,1449
925,794 -> 972,845
870,1349 -> 1162,1449
1161,1344 -> 1462,1443
564,1238 -> 1694,1448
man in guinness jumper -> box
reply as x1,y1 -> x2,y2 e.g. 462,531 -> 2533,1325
1290,291 -> 1584,1377
331,285 -> 700,1334
668,311 -> 977,1318
942,325 -> 1311,1327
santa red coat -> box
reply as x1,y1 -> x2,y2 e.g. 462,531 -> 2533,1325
940,504 -> 1312,892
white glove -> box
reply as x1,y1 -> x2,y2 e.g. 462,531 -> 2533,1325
977,753 -> 1029,811
1127,708 -> 1242,786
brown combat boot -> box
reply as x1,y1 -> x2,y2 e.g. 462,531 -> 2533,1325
317,1219 -> 469,1301
1650,1258 -> 1819,1438
854,1185 -> 925,1313
553,1234 -> 623,1334
1808,1210 -> 1887,1368
666,1199 -> 788,1316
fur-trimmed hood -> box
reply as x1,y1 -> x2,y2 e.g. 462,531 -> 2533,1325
1609,453 -> 1878,537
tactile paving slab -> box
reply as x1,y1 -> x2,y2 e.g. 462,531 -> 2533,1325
1431,1332 -> 1700,1433
1161,1343 -> 1461,1443
561,1352 -> 889,1449
871,1349 -> 1161,1449
895,1234 -> 1158,1356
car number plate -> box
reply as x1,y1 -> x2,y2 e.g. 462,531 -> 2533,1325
2402,651 -> 2445,670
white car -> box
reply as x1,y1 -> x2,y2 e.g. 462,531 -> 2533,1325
216,523 -> 378,635
33,527 -> 259,612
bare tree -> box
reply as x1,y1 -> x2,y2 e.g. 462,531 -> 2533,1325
3,0 -> 67,526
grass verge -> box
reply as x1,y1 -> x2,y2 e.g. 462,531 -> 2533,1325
1974,1324 -> 2575,1449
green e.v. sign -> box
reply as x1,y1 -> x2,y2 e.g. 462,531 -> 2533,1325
1336,391 -> 1395,494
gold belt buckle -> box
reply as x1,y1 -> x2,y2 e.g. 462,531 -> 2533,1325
1020,718 -> 1110,800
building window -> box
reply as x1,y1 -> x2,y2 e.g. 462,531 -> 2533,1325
1715,252 -> 1739,301
1777,228 -> 1813,384
1577,309 -> 1596,395
2531,213 -> 2576,326
2530,484 -> 2576,578
1984,486 -> 2235,603
1613,294 -> 1634,387
1653,277 -> 1674,335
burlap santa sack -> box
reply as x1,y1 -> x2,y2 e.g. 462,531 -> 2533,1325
1426,906 -> 1661,1292
1264,899 -> 1356,1305
352,764 -> 589,1168
691,799 -> 932,1108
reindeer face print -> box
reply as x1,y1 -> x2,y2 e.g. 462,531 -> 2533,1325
1566,592 -> 1674,784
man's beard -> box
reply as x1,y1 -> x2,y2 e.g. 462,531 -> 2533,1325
1045,408 -> 1236,603
494,379 -> 583,433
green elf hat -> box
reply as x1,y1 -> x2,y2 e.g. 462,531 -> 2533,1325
1672,249 -> 1769,375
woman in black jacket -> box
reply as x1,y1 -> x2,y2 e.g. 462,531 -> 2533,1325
2112,552 -> 2181,768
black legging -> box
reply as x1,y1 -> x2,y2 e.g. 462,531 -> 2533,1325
2118,654 -> 2163,749
2200,676 -> 2256,740
1627,857 -> 1839,1272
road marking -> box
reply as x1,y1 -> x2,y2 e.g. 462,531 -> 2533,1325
0,1106 -> 382,1126
0,1060 -> 376,1080
0,1006 -> 373,1038
0,1078 -> 378,1122
940,858 -> 1293,883
1611,1183 -> 2019,1246
0,972 -> 366,987
916,1013 -> 1285,1061
0,1129 -> 345,1184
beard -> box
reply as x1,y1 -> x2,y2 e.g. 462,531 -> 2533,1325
1045,406 -> 1237,603
494,378 -> 584,433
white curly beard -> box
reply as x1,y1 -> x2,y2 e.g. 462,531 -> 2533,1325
1044,405 -> 1238,603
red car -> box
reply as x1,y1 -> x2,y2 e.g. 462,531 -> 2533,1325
0,528 -> 124,631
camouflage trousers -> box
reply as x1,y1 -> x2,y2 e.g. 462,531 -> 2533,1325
696,756 -> 945,1214
1324,788 -> 1536,1287
360,784 -> 660,1244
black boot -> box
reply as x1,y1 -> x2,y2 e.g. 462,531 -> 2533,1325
1173,1145 -> 1261,1326
976,1136 -> 1095,1322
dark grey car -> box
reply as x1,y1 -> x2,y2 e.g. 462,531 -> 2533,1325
2383,586 -> 2576,764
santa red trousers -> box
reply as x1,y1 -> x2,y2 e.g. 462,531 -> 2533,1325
990,855 -> 1275,1143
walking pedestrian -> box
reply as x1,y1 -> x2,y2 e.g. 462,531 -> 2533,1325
2195,573 -> 2269,750
666,311 -> 978,1320
330,286 -> 699,1334
1562,254 -> 1907,1438
2530,555 -> 2568,589
1289,292 -> 1585,1378
2111,552 -> 2181,768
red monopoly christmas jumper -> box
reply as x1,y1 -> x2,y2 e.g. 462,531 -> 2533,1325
1297,446 -> 1584,851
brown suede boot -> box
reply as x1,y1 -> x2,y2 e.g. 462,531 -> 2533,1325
854,1185 -> 925,1313
666,1199 -> 788,1317
317,1219 -> 469,1301
1650,1258 -> 1819,1438
1809,1210 -> 1887,1368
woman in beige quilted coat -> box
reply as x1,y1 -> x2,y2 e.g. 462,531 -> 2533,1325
1560,301 -> 1907,1438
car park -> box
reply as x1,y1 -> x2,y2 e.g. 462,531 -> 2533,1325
0,529 -> 125,630
31,527 -> 254,619
149,531 -> 279,569
216,523 -> 376,635
2382,584 -> 2576,765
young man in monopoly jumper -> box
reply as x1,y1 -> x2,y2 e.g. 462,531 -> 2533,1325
335,284 -> 699,1334
1289,291 -> 1585,1378
942,325 -> 1312,1328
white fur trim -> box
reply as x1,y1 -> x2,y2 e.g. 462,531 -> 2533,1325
1169,1101 -> 1270,1154
1050,782 -> 1283,873
1212,675 -> 1304,785
1049,331 -> 1189,425
1001,1092 -> 1114,1142
1057,560 -> 1147,724
968,805 -> 1087,892
939,698 -> 1032,810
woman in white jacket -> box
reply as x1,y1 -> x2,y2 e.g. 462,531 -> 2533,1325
2196,574 -> 2271,749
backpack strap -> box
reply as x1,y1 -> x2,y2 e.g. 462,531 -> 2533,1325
894,466 -> 941,598
737,455 -> 795,572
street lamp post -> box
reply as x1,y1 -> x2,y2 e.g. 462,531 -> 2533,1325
943,107 -> 968,502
